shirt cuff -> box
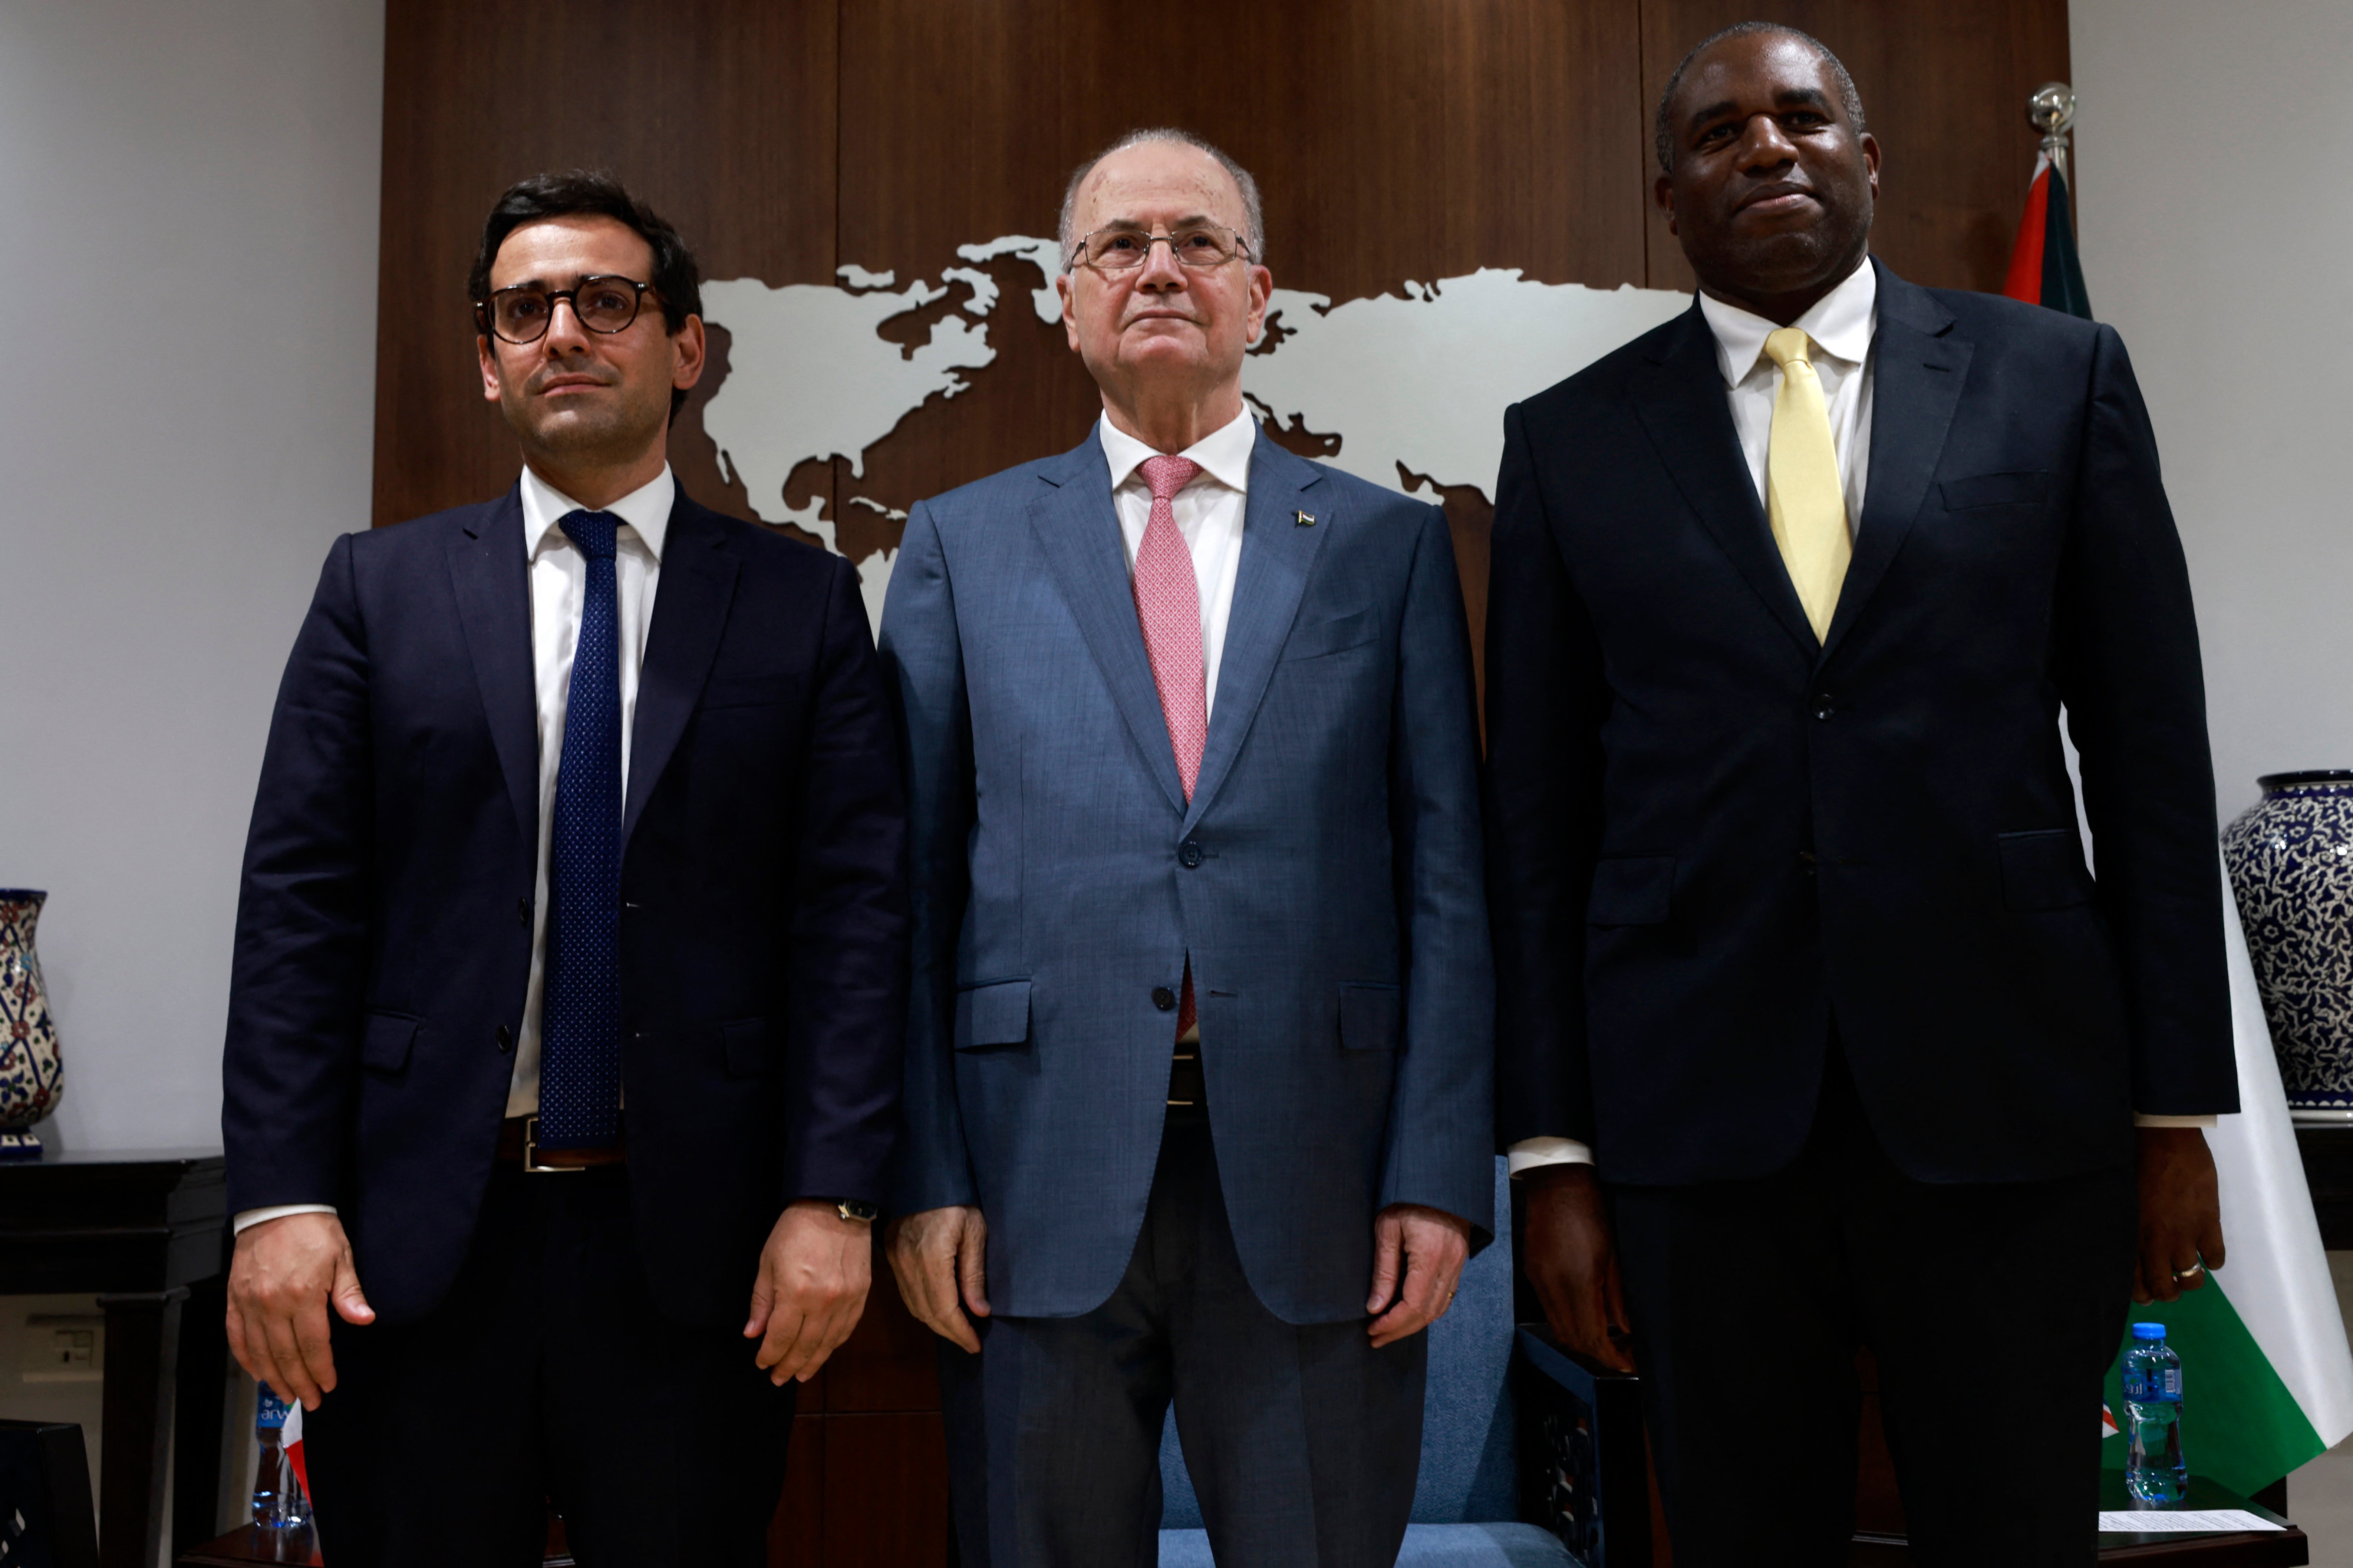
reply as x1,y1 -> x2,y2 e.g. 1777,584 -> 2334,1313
2133,1113 -> 2219,1130
1507,1136 -> 1595,1175
233,1204 -> 338,1235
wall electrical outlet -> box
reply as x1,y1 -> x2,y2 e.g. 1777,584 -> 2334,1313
22,1313 -> 104,1384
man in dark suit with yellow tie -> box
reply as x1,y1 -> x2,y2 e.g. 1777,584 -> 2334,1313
1486,24 -> 2238,1565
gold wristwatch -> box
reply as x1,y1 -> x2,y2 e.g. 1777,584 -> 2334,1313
834,1198 -> 881,1224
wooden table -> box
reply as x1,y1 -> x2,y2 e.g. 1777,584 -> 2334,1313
1848,1473 -> 2306,1565
178,1519 -> 575,1566
0,1149 -> 230,1568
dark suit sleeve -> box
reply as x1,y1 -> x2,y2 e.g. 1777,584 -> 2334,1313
876,500 -> 981,1213
2054,326 -> 2238,1116
221,534 -> 375,1215
1377,501 -> 1497,1242
778,554 -> 912,1206
1483,401 -> 1613,1149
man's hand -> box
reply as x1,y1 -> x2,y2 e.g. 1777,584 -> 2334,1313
745,1200 -> 874,1385
886,1205 -> 989,1354
1521,1163 -> 1635,1373
2135,1127 -> 2226,1304
226,1212 -> 375,1412
1367,1204 -> 1472,1349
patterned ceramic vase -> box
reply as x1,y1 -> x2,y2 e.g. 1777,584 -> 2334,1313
2223,773 -> 2353,1118
0,889 -> 62,1159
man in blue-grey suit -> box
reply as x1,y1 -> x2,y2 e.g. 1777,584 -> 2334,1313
880,128 -> 1494,1568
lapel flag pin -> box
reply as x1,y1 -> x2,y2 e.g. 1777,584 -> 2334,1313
1294,510 -> 1316,527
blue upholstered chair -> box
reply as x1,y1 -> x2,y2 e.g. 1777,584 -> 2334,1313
1156,1160 -> 1632,1567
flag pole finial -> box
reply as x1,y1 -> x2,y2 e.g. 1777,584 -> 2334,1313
2029,82 -> 2077,191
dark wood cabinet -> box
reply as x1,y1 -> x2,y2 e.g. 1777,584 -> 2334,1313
0,1149 -> 230,1568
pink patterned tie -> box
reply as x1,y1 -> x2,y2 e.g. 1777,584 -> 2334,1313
1133,453 -> 1205,1037
1133,454 -> 1207,798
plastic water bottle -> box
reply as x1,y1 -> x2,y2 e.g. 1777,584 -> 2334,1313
2123,1322 -> 2188,1503
252,1383 -> 308,1527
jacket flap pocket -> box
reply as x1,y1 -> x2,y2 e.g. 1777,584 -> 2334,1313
360,1011 -> 419,1073
1997,829 -> 2094,911
1282,608 -> 1378,663
1586,856 -> 1675,925
722,1018 -> 773,1076
1939,471 -> 2052,510
1338,982 -> 1403,1052
954,979 -> 1033,1051
701,673 -> 798,711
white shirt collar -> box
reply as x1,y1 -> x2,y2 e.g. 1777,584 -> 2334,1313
1097,405 -> 1257,496
520,463 -> 675,561
1698,258 -> 1878,389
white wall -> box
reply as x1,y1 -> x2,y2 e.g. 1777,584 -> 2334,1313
0,0 -> 385,1152
2070,0 -> 2353,826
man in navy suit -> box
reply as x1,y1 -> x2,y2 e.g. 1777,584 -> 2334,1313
1487,25 -> 2237,1565
881,129 -> 1493,1567
220,172 -> 907,1567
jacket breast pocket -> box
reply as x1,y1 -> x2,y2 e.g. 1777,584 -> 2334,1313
360,1011 -> 419,1074
1997,829 -> 2095,911
1938,471 -> 2052,511
722,1018 -> 775,1077
1338,982 -> 1402,1052
954,978 -> 1033,1052
1281,609 -> 1379,663
1586,856 -> 1675,925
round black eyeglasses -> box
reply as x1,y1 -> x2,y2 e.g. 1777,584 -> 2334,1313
477,275 -> 655,345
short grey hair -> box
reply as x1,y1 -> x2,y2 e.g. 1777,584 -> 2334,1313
1654,21 -> 1867,173
1057,128 -> 1266,267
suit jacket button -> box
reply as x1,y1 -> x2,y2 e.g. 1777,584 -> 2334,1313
515,897 -> 531,927
1812,693 -> 1836,721
1151,987 -> 1177,1011
495,1024 -> 514,1053
1178,841 -> 1203,868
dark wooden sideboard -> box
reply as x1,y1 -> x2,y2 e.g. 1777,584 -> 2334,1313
0,1148 -> 231,1568
2295,1126 -> 2353,1250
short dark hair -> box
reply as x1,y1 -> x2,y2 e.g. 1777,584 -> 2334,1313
1654,21 -> 1867,174
468,169 -> 703,421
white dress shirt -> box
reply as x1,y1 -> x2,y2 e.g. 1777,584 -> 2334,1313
1098,407 -> 1255,719
1509,261 -> 2204,1179
234,464 -> 675,1233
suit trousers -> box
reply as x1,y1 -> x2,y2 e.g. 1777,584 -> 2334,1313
940,1104 -> 1428,1568
304,1164 -> 797,1568
1608,1047 -> 2135,1568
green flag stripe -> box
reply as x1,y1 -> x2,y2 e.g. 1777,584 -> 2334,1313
2102,1277 -> 2326,1495
2040,168 -> 2094,320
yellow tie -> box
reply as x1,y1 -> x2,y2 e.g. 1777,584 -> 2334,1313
1763,327 -> 1851,641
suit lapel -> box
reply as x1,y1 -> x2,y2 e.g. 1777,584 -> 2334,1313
623,494 -> 739,847
1820,261 -> 1970,665
1027,434 -> 1188,816
1184,432 -> 1328,834
445,487 -> 538,842
1631,305 -> 1819,660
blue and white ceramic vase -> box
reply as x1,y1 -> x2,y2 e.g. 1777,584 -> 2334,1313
2222,773 -> 2353,1119
0,889 -> 62,1159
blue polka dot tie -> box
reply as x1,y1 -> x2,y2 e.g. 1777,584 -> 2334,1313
539,509 -> 623,1149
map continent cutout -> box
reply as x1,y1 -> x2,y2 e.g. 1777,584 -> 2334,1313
700,239 -> 1691,631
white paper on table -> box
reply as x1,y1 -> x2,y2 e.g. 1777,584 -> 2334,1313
2097,1509 -> 2285,1533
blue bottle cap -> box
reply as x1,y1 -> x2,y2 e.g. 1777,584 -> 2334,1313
2132,1322 -> 2168,1341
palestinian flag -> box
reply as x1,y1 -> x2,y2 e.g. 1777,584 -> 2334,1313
2003,154 -> 2092,320
2100,852 -> 2353,1493
283,1399 -> 310,1503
